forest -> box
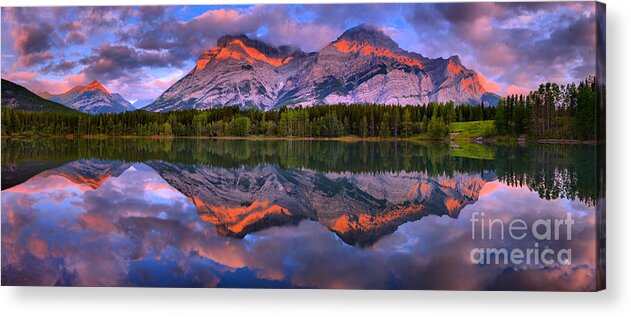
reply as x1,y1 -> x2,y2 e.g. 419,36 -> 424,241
1,102 -> 493,139
494,76 -> 604,140
1,77 -> 603,141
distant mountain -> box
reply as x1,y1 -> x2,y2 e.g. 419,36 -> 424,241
482,92 -> 501,106
47,80 -> 134,114
131,98 -> 154,109
1,79 -> 79,113
145,24 -> 499,112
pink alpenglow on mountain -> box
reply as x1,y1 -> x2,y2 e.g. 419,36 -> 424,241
144,25 -> 499,112
47,80 -> 134,114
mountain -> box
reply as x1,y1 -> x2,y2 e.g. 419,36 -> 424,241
131,98 -> 154,109
147,161 -> 497,246
39,159 -> 131,190
47,80 -> 134,114
1,79 -> 79,113
36,91 -> 54,99
144,24 -> 499,112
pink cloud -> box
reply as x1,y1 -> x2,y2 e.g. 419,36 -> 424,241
27,234 -> 49,259
505,84 -> 532,96
4,71 -> 38,81
151,78 -> 178,89
65,73 -> 87,86
5,174 -> 92,194
476,72 -> 501,93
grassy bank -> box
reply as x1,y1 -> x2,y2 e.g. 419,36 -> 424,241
450,120 -> 494,142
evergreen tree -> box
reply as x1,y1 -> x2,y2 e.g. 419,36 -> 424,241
402,109 -> 413,138
379,112 -> 391,138
162,122 -> 173,136
360,115 -> 368,137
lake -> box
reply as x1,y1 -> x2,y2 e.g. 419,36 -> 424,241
0,138 -> 604,290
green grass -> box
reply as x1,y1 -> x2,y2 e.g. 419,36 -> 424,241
448,121 -> 496,160
450,120 -> 495,142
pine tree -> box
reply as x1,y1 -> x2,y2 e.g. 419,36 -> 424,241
162,122 -> 173,136
421,114 -> 428,133
360,115 -> 368,137
392,109 -> 400,137
379,112 -> 391,138
402,109 -> 413,138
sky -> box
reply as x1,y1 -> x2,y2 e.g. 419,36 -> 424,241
1,3 -> 599,102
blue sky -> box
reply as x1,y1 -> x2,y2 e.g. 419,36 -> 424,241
1,3 -> 598,101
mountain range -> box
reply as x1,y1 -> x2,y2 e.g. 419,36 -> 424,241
145,24 -> 499,112
2,24 -> 501,114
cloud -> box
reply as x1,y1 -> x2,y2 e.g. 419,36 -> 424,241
60,21 -> 81,32
65,31 -> 86,45
1,159 -> 598,289
505,85 -> 532,96
40,60 -> 77,75
74,6 -> 136,34
11,24 -> 58,66
128,7 -> 265,59
403,2 -> 597,94
3,71 -> 38,81
78,44 -> 180,82
1,3 -> 599,100
27,235 -> 49,259
12,23 -> 56,54
1,72 -> 85,95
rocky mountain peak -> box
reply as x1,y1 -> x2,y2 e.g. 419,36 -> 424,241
46,81 -> 133,114
448,55 -> 461,64
326,24 -> 426,70
333,24 -> 400,51
217,34 -> 302,56
195,34 -> 300,70
145,25 -> 499,112
83,80 -> 110,95
216,34 -> 249,47
446,55 -> 467,75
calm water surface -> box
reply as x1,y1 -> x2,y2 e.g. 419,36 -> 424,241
1,138 -> 603,290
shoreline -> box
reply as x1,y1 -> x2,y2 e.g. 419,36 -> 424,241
1,134 -> 602,145
534,139 -> 601,145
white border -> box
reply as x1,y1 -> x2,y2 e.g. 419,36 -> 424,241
1,0 -> 629,316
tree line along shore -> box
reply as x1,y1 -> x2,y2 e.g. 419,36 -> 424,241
1,77 -> 603,143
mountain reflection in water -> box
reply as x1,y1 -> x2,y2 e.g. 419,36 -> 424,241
1,138 -> 602,290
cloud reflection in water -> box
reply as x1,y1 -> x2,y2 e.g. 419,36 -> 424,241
1,161 -> 596,290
